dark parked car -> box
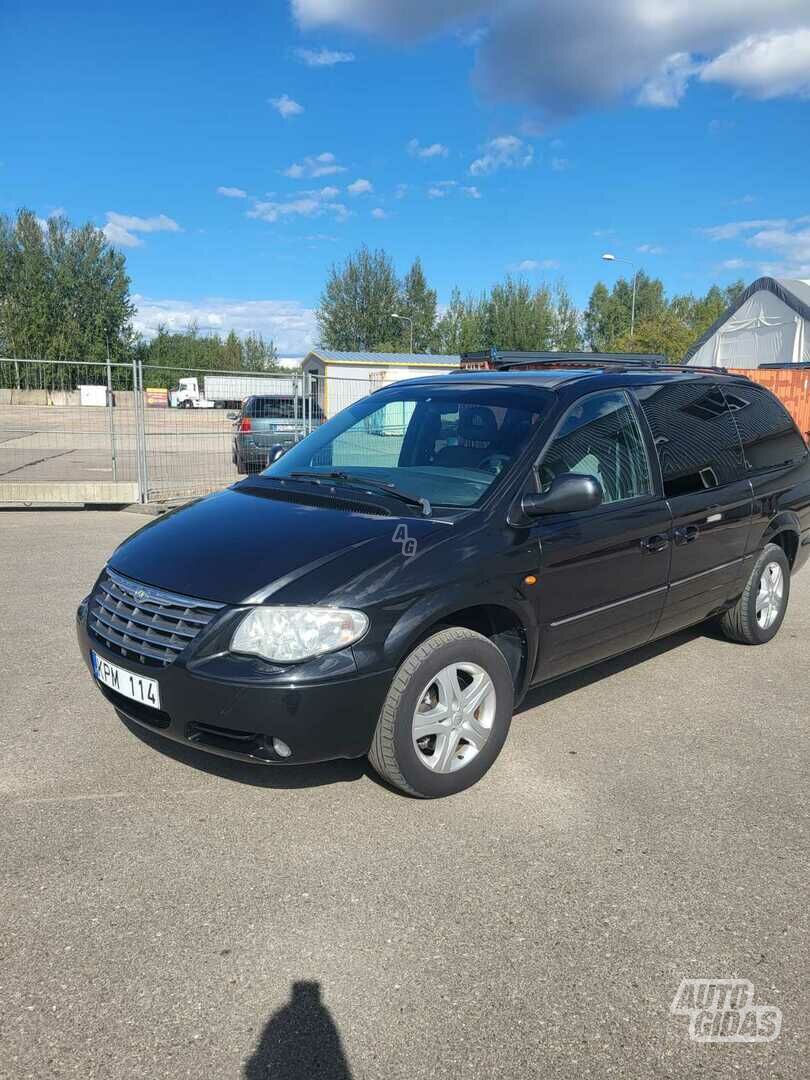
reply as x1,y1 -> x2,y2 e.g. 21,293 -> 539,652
232,394 -> 324,473
78,363 -> 810,797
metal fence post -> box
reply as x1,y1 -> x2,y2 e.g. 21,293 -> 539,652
137,358 -> 150,501
132,355 -> 146,503
106,354 -> 118,481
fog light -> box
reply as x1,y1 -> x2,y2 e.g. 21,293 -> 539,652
272,737 -> 292,758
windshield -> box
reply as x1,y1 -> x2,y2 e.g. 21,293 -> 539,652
262,385 -> 553,508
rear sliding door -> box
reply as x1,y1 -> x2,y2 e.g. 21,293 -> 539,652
635,380 -> 752,637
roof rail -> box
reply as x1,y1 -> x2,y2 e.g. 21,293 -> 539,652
458,349 -> 728,375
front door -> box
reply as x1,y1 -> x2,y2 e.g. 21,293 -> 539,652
634,381 -> 754,637
528,390 -> 672,684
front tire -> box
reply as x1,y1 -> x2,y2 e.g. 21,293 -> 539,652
368,627 -> 514,798
719,543 -> 790,645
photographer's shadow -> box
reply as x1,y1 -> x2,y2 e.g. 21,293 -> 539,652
244,981 -> 353,1080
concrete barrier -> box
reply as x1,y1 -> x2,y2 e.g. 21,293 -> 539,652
0,480 -> 139,505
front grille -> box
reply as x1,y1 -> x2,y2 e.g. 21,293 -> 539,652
88,567 -> 224,667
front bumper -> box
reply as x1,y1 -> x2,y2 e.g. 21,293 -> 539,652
77,603 -> 392,765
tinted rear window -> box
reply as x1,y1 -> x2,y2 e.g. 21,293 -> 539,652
722,383 -> 808,470
635,381 -> 746,496
245,396 -> 297,418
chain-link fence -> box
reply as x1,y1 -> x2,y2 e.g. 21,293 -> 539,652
0,358 -> 373,505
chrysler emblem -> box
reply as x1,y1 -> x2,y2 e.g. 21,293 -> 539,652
134,588 -> 148,603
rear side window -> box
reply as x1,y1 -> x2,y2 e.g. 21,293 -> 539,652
635,381 -> 746,497
722,383 -> 808,471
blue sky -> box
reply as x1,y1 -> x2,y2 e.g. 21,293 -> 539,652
2,1 -> 809,353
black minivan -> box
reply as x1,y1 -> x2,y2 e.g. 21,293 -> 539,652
77,363 -> 810,797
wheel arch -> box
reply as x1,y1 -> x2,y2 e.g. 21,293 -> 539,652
761,512 -> 801,568
387,595 -> 536,701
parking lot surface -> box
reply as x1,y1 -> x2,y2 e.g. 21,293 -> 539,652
2,510 -> 808,1079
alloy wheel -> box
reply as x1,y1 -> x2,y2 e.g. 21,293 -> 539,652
756,561 -> 784,630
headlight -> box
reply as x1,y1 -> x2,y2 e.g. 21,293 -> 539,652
231,606 -> 369,662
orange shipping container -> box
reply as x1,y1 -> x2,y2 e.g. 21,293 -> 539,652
730,367 -> 810,441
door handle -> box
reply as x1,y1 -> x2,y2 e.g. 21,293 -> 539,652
674,525 -> 700,545
641,534 -> 670,553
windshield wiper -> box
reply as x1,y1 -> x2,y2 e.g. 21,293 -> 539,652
288,471 -> 431,516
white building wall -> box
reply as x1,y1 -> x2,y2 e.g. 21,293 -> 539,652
322,363 -> 455,416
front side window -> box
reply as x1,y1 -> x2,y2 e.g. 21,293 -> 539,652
537,391 -> 652,504
635,381 -> 746,497
264,385 -> 553,508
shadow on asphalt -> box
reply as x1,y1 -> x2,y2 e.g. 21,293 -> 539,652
243,981 -> 353,1080
515,621 -> 731,716
119,714 -> 368,790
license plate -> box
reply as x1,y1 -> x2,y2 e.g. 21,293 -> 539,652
91,651 -> 161,710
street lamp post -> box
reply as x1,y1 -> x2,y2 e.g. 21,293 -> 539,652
391,312 -> 414,354
601,253 -> 638,338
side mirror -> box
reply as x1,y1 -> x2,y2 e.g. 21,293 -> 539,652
266,444 -> 286,465
227,412 -> 239,422
521,473 -> 603,517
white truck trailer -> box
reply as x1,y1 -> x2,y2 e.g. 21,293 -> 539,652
169,374 -> 300,409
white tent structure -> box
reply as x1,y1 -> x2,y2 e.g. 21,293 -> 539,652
686,277 -> 810,369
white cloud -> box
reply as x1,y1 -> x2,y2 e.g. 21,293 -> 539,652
462,185 -> 481,198
703,218 -> 786,241
407,138 -> 450,158
470,134 -> 533,175
703,214 -> 810,276
269,93 -> 305,118
247,189 -> 350,223
720,258 -> 749,269
637,243 -> 666,255
347,178 -> 373,195
508,258 -> 560,272
745,219 -> 810,274
296,46 -> 355,66
102,211 -> 181,248
637,52 -> 699,108
427,186 -> 447,199
132,294 -> 317,355
283,152 -> 346,178
371,207 -> 389,219
216,186 -> 247,199
292,1 -> 810,114
394,183 -> 409,199
700,28 -> 810,99
550,156 -> 570,171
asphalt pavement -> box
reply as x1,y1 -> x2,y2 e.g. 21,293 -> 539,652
1,510 -> 808,1079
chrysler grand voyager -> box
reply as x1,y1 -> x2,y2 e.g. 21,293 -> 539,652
77,363 -> 810,797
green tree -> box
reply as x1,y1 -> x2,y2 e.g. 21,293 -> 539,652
584,272 -> 666,351
398,257 -> 437,352
0,210 -> 134,384
550,283 -> 583,351
317,245 -> 401,351
432,288 -> 488,354
613,308 -> 695,363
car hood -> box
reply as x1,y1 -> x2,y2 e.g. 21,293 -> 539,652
109,485 -> 448,605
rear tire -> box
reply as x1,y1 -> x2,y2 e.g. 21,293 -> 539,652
719,543 -> 790,645
368,627 -> 514,798
235,453 -> 248,475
